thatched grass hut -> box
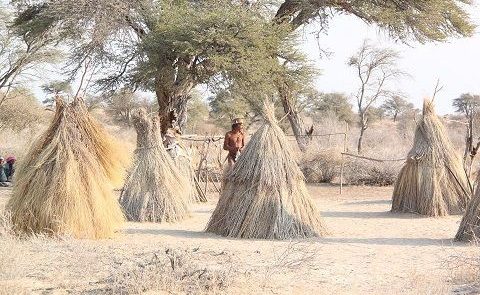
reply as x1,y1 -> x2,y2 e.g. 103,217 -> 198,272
119,109 -> 191,222
391,100 -> 471,216
205,103 -> 326,239
456,174 -> 480,241
7,98 -> 126,239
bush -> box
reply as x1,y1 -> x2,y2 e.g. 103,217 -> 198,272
0,89 -> 46,131
299,149 -> 342,183
343,159 -> 401,186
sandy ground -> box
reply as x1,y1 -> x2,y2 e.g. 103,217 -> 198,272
0,184 -> 478,295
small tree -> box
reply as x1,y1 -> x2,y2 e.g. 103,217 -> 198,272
348,40 -> 406,154
103,89 -> 154,126
41,80 -> 72,108
381,96 -> 414,122
453,93 -> 480,174
304,91 -> 354,124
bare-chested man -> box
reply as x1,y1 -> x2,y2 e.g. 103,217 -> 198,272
223,118 -> 245,168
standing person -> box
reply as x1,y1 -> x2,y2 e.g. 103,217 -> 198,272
223,118 -> 245,169
5,156 -> 16,182
0,157 -> 8,186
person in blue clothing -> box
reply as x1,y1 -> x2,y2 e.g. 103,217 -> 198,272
0,157 -> 8,186
5,156 -> 16,181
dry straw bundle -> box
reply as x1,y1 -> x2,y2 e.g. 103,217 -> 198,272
392,99 -> 471,216
456,173 -> 480,241
206,102 -> 326,239
7,98 -> 126,239
119,109 -> 191,222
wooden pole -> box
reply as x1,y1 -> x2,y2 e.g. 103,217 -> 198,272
340,122 -> 348,195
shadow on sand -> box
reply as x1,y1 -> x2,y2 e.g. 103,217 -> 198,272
317,237 -> 461,247
123,228 -> 468,247
320,210 -> 425,219
342,199 -> 392,206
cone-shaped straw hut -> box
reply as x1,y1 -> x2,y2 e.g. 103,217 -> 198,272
456,173 -> 480,241
7,98 -> 126,239
119,109 -> 191,222
205,102 -> 326,239
391,99 -> 471,216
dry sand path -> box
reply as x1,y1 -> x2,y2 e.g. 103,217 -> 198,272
0,185 -> 477,294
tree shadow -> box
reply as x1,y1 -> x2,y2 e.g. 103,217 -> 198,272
342,200 -> 392,206
320,210 -> 424,219
124,228 -> 467,248
317,237 -> 464,247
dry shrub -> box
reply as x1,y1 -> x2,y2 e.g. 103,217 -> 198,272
392,100 -> 471,217
299,149 -> 342,183
344,159 -> 401,186
206,103 -> 326,239
119,108 -> 191,222
0,90 -> 47,132
7,98 -> 126,239
107,249 -> 232,294
446,252 -> 480,294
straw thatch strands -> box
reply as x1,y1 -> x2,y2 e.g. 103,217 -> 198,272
205,103 -> 326,239
456,174 -> 480,241
7,98 -> 126,239
119,109 -> 191,222
391,100 -> 471,217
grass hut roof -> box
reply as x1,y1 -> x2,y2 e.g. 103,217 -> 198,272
205,103 -> 326,239
7,98 -> 126,239
119,108 -> 191,222
391,99 -> 471,217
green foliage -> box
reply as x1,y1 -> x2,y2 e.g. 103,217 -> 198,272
186,91 -> 210,134
208,88 -> 254,129
453,93 -> 480,117
381,96 -> 415,121
0,4 -> 61,105
275,0 -> 475,42
136,1 -> 292,92
41,80 -> 72,107
103,89 -> 156,125
303,91 -> 354,123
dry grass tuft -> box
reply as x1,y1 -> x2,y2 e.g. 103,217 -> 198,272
119,108 -> 191,223
6,98 -> 125,239
392,100 -> 471,216
105,249 -> 233,294
206,102 -> 326,239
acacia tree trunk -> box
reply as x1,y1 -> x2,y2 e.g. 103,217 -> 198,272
357,112 -> 368,154
463,115 -> 474,173
154,74 -> 194,134
278,84 -> 311,152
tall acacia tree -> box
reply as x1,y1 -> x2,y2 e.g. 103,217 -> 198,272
12,0 -> 299,133
271,0 -> 475,151
348,41 -> 405,154
12,0 -> 475,148
453,93 -> 480,174
0,3 -> 59,107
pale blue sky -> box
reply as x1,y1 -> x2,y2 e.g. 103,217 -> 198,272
301,8 -> 480,115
